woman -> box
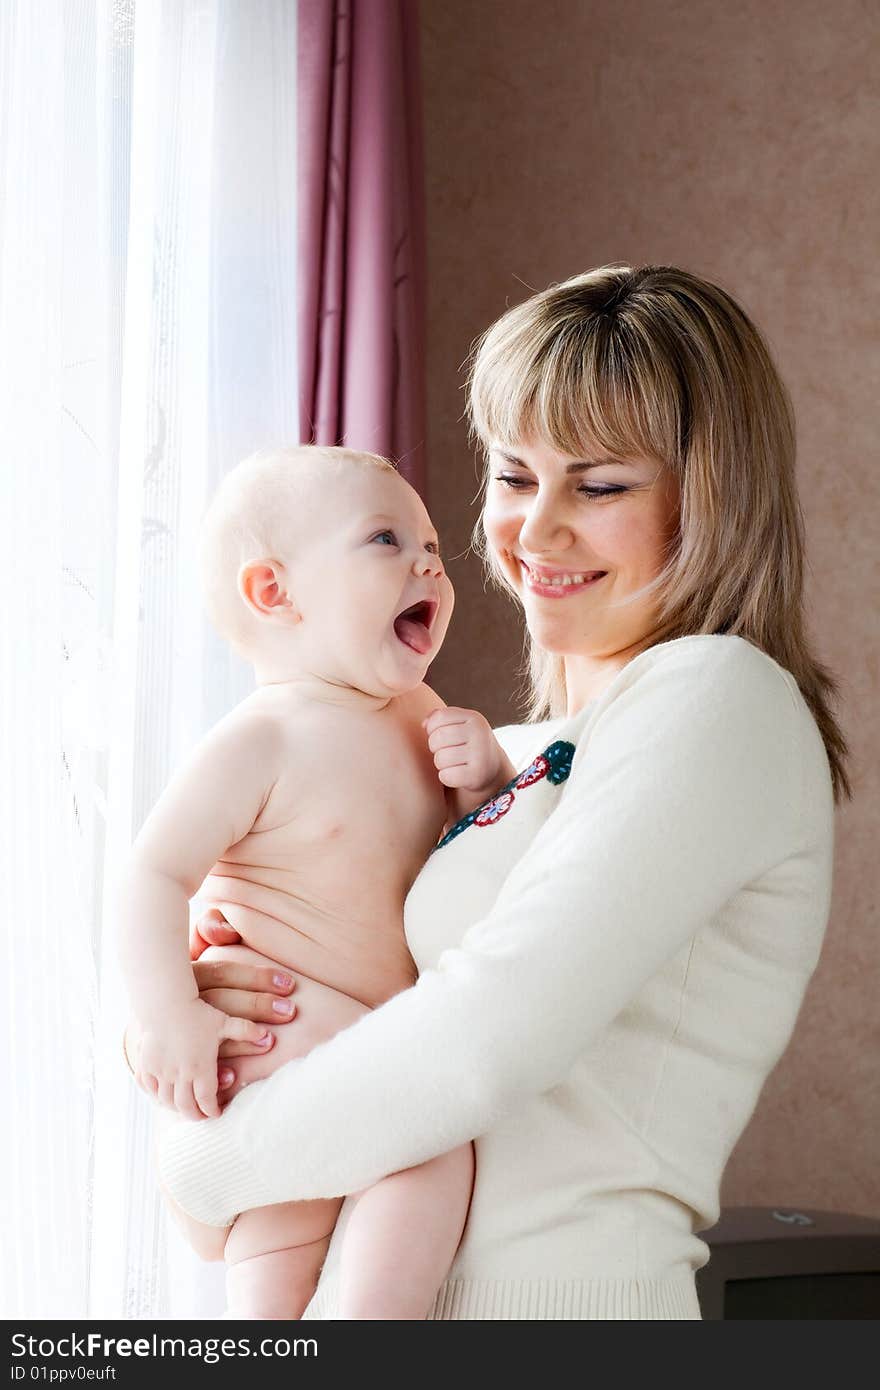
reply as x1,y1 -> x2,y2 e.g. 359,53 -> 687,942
135,264 -> 849,1320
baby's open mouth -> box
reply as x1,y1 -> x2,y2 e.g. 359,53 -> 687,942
393,599 -> 437,655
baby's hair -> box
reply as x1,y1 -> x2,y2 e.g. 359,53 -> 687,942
199,444 -> 399,649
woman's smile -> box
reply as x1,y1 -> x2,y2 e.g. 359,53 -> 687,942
480,434 -> 681,708
518,558 -> 608,597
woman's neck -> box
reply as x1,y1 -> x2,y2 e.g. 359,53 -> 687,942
563,639 -> 653,716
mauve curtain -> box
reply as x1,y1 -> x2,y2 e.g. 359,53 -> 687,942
298,0 -> 427,496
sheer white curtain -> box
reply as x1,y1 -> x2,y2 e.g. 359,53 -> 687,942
0,0 -> 298,1319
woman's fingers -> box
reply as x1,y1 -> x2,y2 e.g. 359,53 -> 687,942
216,1037 -> 278,1060
198,985 -> 297,1025
196,908 -> 242,945
192,958 -> 296,1003
220,1016 -> 276,1050
189,925 -> 206,961
189,909 -> 241,960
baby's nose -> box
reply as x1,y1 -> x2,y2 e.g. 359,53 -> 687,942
414,550 -> 443,576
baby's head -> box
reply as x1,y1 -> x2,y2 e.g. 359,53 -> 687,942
199,445 -> 454,697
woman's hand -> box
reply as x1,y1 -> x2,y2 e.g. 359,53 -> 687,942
191,910 -> 298,1061
190,906 -> 243,961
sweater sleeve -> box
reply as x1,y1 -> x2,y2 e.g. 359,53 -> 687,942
158,640 -> 803,1225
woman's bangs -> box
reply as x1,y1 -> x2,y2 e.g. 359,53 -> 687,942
472,325 -> 677,467
537,357 -> 669,464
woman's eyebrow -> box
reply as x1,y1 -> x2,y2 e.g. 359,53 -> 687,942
493,449 -> 631,472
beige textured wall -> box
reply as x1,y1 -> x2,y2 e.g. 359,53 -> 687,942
420,0 -> 879,1218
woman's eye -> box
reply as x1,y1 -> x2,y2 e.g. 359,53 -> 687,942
494,474 -> 626,500
372,530 -> 397,545
578,485 -> 627,500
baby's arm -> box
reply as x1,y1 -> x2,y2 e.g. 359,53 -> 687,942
422,706 -> 518,828
117,710 -> 282,1120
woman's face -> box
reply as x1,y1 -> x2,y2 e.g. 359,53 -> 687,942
481,433 -> 681,709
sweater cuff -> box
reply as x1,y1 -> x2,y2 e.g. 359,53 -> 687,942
157,1084 -> 277,1227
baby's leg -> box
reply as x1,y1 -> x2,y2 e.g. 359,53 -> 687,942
337,1141 -> 475,1319
155,943 -> 371,1311
223,1197 -> 343,1320
157,1127 -> 341,1316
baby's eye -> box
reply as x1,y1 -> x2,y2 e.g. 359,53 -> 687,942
372,530 -> 398,546
425,541 -> 441,556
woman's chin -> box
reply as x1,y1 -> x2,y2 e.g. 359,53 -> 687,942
523,615 -> 586,655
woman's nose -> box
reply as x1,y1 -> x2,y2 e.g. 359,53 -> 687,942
518,492 -> 572,553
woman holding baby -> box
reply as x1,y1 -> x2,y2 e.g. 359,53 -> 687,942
127,264 -> 847,1320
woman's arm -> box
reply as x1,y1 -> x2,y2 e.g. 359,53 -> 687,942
159,640 -> 816,1226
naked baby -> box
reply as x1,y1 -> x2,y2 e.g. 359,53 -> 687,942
117,445 -> 517,1320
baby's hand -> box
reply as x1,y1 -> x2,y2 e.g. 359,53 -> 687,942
422,707 -> 516,802
135,998 -> 272,1121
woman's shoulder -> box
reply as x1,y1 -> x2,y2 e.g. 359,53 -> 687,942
575,635 -> 832,818
630,630 -> 793,683
491,636 -> 799,763
592,633 -> 803,726
566,634 -> 821,788
492,635 -> 828,795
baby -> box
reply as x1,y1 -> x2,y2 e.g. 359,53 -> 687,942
117,445 -> 517,1320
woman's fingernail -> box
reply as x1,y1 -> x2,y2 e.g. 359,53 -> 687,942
257,1030 -> 272,1045
272,998 -> 294,1016
273,973 -> 293,989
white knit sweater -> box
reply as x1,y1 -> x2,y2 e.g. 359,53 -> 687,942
158,635 -> 835,1320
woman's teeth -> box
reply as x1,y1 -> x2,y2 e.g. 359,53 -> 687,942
522,564 -> 604,586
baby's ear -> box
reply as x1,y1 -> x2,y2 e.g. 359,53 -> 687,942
238,560 -> 299,622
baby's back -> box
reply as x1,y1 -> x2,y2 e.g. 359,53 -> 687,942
196,683 -> 447,1008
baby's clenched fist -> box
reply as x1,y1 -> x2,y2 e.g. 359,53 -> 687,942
422,706 -> 516,800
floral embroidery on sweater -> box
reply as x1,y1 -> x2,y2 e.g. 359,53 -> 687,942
433,740 -> 576,852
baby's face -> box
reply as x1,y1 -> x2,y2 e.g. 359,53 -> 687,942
285,468 -> 454,698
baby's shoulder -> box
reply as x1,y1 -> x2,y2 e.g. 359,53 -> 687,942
179,702 -> 286,805
212,692 -> 289,746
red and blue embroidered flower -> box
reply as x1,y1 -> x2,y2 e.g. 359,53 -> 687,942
514,754 -> 551,789
474,791 -> 515,826
433,740 -> 575,852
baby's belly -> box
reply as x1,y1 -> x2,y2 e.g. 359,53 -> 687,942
196,879 -> 418,1008
199,943 -> 372,1106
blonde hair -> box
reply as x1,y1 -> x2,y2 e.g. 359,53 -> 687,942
200,444 -> 399,649
467,264 -> 852,804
